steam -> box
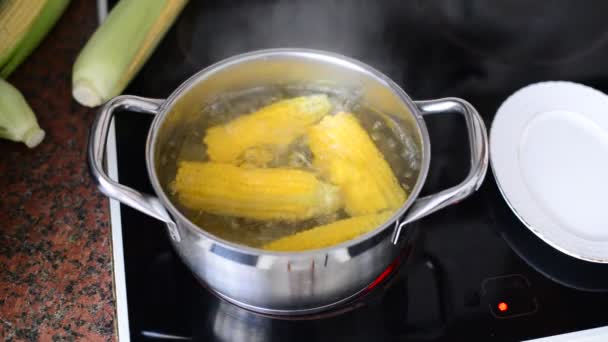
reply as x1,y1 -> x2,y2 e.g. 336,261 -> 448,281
184,1 -> 398,74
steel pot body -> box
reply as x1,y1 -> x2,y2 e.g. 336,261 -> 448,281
88,49 -> 488,315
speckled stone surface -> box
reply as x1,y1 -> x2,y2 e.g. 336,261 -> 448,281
0,2 -> 115,341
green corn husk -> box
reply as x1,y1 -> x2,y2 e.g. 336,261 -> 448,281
72,0 -> 188,107
0,0 -> 70,78
0,79 -> 45,148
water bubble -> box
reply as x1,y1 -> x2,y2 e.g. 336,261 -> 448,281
409,159 -> 420,171
372,121 -> 383,131
229,220 -> 241,229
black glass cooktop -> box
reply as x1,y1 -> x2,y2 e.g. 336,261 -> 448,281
110,1 -> 608,341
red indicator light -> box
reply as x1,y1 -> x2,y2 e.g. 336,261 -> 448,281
498,302 -> 508,312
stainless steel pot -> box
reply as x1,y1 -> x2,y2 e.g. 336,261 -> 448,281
88,49 -> 488,315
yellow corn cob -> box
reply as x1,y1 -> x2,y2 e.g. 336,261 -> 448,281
308,112 -> 407,215
263,211 -> 393,251
172,161 -> 342,221
204,95 -> 331,163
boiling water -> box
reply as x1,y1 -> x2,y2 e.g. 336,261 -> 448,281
162,85 -> 421,248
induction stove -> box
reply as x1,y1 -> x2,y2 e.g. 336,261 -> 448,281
101,1 -> 608,341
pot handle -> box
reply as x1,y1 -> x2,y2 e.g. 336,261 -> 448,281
392,98 -> 489,244
88,95 -> 180,241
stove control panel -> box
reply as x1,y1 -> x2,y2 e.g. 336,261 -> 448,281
481,274 -> 539,319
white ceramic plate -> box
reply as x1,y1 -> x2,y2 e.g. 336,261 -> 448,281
490,81 -> 608,263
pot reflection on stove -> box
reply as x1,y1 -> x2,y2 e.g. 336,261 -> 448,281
204,253 -> 447,342
131,233 -> 448,341
141,331 -> 192,340
136,221 -> 446,341
212,301 -> 270,342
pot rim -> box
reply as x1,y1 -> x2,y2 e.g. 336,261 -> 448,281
145,48 -> 431,256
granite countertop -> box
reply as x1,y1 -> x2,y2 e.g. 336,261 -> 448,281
0,2 -> 115,341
